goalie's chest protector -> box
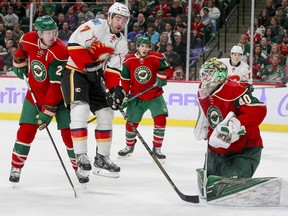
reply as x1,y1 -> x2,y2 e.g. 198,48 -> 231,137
198,81 -> 246,130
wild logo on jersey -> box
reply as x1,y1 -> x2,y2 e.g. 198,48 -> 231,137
135,66 -> 152,83
31,60 -> 47,81
207,106 -> 223,128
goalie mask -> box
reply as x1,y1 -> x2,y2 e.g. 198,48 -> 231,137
108,2 -> 130,34
35,15 -> 58,47
199,57 -> 228,95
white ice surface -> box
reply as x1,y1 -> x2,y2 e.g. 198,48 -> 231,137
0,120 -> 288,216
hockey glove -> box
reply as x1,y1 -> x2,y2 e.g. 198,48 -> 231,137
156,71 -> 168,87
85,61 -> 103,84
36,105 -> 56,130
121,95 -> 129,109
106,86 -> 126,110
245,83 -> 254,93
209,112 -> 246,149
12,59 -> 28,80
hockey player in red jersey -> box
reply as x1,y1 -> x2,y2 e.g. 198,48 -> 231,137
61,2 -> 130,178
194,58 -> 267,178
9,15 -> 88,184
117,37 -> 173,162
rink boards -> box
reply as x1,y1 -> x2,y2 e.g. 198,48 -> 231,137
0,77 -> 287,132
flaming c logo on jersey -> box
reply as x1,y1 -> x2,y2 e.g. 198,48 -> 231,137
207,106 -> 223,128
135,66 -> 152,83
31,60 -> 47,82
90,41 -> 114,61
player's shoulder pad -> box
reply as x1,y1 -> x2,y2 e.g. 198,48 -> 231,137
214,80 -> 247,101
124,53 -> 136,62
149,51 -> 164,59
21,31 -> 38,43
48,39 -> 69,61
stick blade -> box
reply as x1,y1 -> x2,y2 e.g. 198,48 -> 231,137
181,195 -> 200,203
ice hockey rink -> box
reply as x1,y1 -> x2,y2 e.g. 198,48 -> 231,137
0,120 -> 288,216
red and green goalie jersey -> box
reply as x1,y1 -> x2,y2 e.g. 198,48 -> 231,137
121,51 -> 173,100
198,80 -> 267,155
13,31 -> 68,108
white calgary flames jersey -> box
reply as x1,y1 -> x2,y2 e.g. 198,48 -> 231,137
66,18 -> 128,72
219,58 -> 252,84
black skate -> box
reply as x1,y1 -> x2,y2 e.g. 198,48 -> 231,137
76,153 -> 92,171
9,167 -> 21,183
75,169 -> 90,184
118,145 -> 135,158
153,147 -> 166,160
93,153 -> 120,178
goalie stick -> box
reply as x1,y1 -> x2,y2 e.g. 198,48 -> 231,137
87,83 -> 157,124
99,78 -> 199,203
253,84 -> 287,89
24,76 -> 77,198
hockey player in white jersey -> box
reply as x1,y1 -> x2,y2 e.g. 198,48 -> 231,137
219,45 -> 254,92
61,2 -> 130,179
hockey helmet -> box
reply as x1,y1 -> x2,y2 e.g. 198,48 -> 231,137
230,45 -> 243,55
108,2 -> 130,27
35,15 -> 57,31
136,37 -> 150,47
199,57 -> 228,92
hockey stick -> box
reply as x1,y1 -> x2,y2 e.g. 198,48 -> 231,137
24,76 -> 77,198
253,84 -> 287,89
87,83 -> 157,124
100,78 -> 199,203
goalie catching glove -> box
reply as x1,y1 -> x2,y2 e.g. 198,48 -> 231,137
209,111 -> 246,149
156,71 -> 168,87
85,61 -> 103,84
35,105 -> 56,130
106,86 -> 126,110
13,58 -> 28,80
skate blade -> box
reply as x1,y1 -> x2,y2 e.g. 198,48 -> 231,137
81,183 -> 88,190
117,153 -> 133,159
92,167 -> 120,178
11,183 -> 18,189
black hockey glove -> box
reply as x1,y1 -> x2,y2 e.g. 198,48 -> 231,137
245,83 -> 254,93
85,61 -> 103,84
107,86 -> 126,110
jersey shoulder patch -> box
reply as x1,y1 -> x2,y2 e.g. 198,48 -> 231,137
214,81 -> 247,101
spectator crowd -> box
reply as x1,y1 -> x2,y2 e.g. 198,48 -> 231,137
235,0 -> 288,83
1,0 -> 286,83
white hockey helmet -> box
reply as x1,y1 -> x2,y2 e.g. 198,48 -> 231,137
230,45 -> 243,55
108,2 -> 130,28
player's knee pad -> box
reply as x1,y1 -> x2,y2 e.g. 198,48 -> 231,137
154,114 -> 167,128
17,124 -> 38,144
70,101 -> 90,129
95,107 -> 114,130
125,122 -> 139,132
60,128 -> 73,148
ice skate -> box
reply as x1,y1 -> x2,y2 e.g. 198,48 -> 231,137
75,169 -> 90,184
153,147 -> 166,163
93,153 -> 120,178
118,145 -> 135,158
76,153 -> 92,171
9,167 -> 21,183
